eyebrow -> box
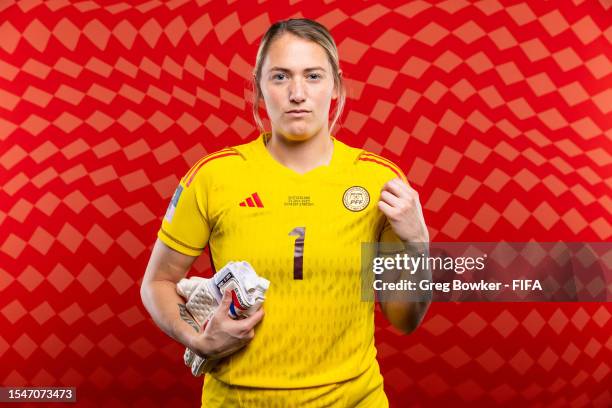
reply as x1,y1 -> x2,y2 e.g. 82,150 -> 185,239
268,66 -> 327,73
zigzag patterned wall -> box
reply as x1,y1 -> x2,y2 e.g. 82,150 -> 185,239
0,0 -> 610,407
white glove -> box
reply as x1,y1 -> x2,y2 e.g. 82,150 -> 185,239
176,276 -> 219,376
177,261 -> 270,377
177,276 -> 219,324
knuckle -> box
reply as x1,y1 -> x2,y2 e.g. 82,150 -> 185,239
239,328 -> 253,340
238,324 -> 252,336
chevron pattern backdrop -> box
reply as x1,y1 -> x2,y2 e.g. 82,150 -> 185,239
0,0 -> 611,407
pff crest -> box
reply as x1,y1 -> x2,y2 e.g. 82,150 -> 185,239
342,186 -> 370,212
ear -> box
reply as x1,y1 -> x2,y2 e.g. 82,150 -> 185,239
332,70 -> 342,100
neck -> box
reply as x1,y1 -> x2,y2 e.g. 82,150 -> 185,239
266,128 -> 334,174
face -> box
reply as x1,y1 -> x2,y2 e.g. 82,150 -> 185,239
259,33 -> 338,141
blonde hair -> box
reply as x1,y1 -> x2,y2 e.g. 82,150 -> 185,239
252,18 -> 346,134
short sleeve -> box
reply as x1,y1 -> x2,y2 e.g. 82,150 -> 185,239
157,171 -> 210,257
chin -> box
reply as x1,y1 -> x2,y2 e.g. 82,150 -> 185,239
280,127 -> 314,141
281,123 -> 326,142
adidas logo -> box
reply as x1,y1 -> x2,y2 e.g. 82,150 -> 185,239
239,192 -> 264,208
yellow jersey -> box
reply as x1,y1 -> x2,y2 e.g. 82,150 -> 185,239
157,132 -> 406,389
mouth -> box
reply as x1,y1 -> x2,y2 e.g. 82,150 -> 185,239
285,110 -> 311,117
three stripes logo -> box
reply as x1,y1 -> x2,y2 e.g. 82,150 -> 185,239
239,192 -> 264,208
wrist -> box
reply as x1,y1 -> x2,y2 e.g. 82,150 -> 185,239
194,336 -> 217,359
173,317 -> 200,350
185,325 -> 217,358
402,241 -> 429,255
183,329 -> 199,351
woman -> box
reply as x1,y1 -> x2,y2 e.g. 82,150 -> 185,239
141,18 -> 429,407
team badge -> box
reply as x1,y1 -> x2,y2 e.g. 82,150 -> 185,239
342,186 -> 369,211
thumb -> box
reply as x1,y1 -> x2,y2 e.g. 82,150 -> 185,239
220,288 -> 233,309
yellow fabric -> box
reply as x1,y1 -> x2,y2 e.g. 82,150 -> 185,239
201,359 -> 388,407
157,133 -> 406,394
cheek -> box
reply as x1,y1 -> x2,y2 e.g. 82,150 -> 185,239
313,89 -> 334,113
260,90 -> 282,113
316,85 -> 335,104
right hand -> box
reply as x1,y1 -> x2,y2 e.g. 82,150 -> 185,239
189,289 -> 265,360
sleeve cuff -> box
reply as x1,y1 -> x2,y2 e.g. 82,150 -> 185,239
157,229 -> 204,257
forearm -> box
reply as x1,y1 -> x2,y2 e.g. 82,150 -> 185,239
380,298 -> 430,334
378,242 -> 431,334
140,280 -> 198,349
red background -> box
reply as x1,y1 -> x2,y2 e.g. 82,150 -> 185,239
1,0 -> 610,407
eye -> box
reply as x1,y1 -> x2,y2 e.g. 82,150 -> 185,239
272,73 -> 287,81
307,73 -> 322,80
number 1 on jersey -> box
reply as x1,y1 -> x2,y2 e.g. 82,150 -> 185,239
289,227 -> 305,280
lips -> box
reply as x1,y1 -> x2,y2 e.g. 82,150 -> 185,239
285,109 -> 311,118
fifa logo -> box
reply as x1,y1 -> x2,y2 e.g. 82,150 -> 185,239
343,186 -> 370,211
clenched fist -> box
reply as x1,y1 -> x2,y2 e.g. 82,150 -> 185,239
377,178 -> 429,245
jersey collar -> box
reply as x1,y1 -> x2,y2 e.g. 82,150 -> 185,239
255,132 -> 342,178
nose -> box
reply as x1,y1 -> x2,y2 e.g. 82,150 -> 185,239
289,78 -> 306,104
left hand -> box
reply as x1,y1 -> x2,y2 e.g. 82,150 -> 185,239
377,178 -> 429,244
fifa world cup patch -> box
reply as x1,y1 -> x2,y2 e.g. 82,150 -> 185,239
342,186 -> 369,211
164,184 -> 183,222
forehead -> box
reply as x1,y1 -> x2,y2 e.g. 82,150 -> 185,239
262,33 -> 330,71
